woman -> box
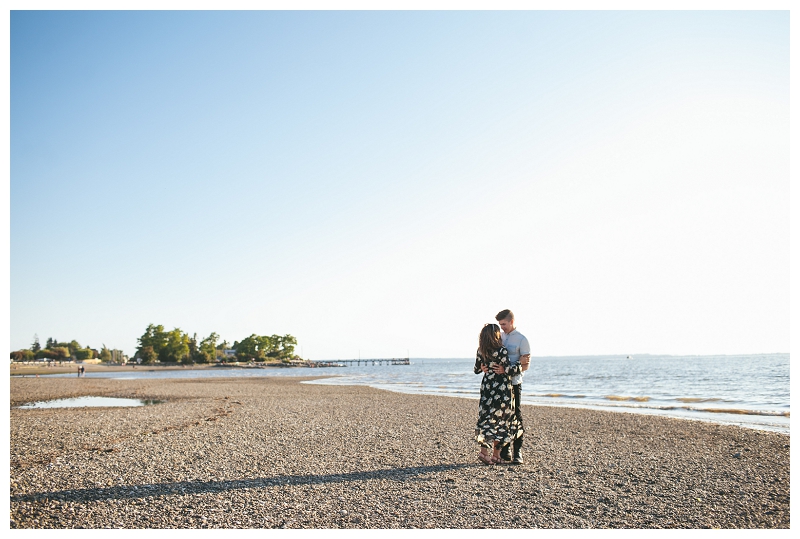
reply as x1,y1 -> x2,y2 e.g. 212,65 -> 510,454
474,323 -> 522,465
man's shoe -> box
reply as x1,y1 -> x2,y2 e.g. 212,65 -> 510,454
499,448 -> 512,461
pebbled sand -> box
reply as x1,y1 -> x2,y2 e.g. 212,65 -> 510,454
10,376 -> 789,528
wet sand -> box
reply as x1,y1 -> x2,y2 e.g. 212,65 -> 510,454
10,362 -> 310,377
10,376 -> 789,528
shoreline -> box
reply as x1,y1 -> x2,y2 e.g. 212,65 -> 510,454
9,361 -> 323,376
14,361 -> 790,435
13,361 -> 789,435
397,391 -> 791,436
10,376 -> 789,528
305,380 -> 791,436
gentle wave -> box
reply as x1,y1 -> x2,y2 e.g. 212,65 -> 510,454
358,381 -> 788,419
382,382 -> 789,417
524,397 -> 788,418
687,407 -> 789,417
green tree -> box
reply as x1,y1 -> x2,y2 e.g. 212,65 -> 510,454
139,346 -> 158,364
276,334 -> 298,359
232,334 -> 297,361
262,335 -> 278,358
234,334 -> 268,361
74,349 -> 94,361
196,332 -> 219,363
187,333 -> 199,364
99,345 -> 112,362
35,349 -> 56,360
163,329 -> 190,363
136,324 -> 168,361
30,334 -> 41,353
261,334 -> 298,360
36,347 -> 69,360
67,340 -> 82,355
10,350 -> 35,362
134,324 -> 190,363
215,340 -> 230,362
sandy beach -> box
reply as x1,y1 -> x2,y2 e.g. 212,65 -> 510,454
10,376 -> 789,529
9,362 -> 313,377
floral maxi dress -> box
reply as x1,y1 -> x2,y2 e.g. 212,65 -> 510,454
474,346 -> 522,448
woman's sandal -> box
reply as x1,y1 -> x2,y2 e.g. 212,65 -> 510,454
477,452 -> 494,465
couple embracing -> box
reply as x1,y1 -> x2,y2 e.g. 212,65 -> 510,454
474,309 -> 530,466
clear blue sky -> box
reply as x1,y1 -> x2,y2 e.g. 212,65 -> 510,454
10,10 -> 789,359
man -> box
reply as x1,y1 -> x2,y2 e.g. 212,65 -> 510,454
487,309 -> 530,464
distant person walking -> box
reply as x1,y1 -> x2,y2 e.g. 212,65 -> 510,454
494,309 -> 530,464
474,323 -> 522,465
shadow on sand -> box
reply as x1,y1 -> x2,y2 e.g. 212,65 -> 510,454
12,463 -> 476,503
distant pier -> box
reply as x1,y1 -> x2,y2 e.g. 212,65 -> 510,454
309,357 -> 410,367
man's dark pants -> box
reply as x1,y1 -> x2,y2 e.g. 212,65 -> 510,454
501,383 -> 524,460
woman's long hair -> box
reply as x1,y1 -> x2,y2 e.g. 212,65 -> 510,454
478,323 -> 503,363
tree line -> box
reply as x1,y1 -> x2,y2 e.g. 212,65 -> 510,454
9,335 -> 120,362
134,324 -> 298,364
10,325 -> 299,365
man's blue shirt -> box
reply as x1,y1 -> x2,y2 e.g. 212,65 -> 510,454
501,329 -> 530,386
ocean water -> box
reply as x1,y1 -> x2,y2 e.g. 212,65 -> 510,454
16,396 -> 158,409
304,354 -> 790,434
39,353 -> 789,433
